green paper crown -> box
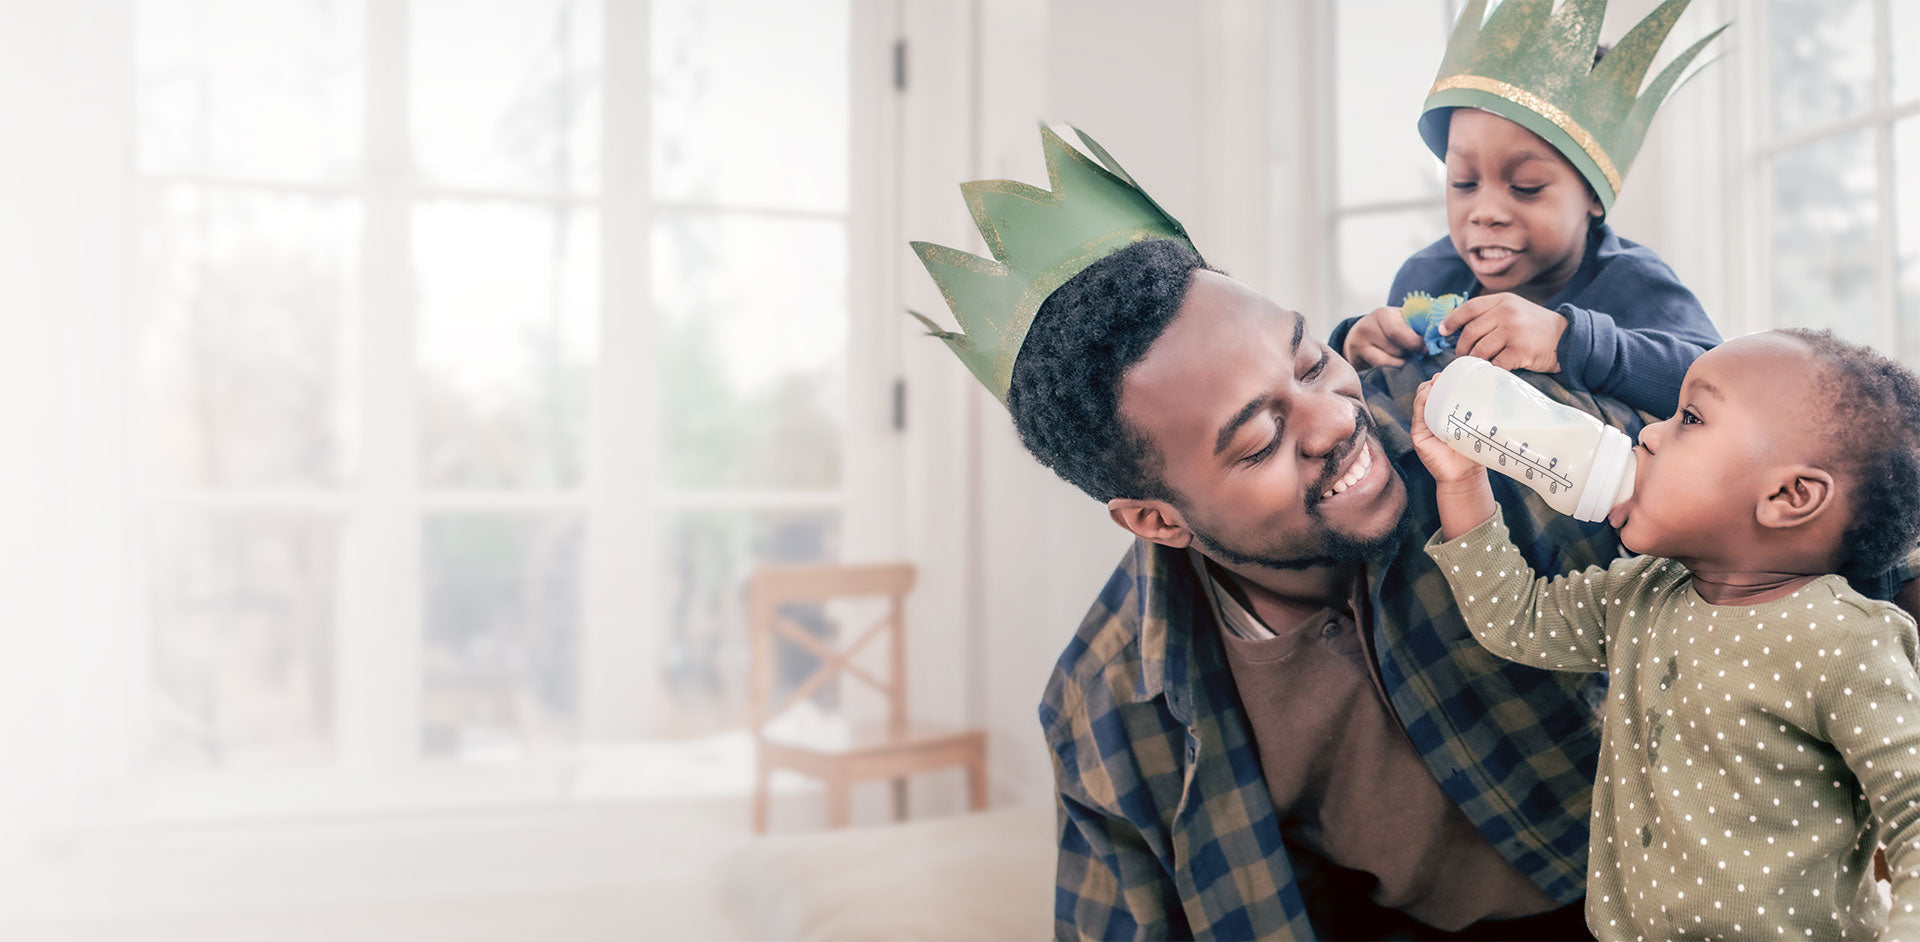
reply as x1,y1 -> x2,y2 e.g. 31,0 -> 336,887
1419,0 -> 1727,214
908,124 -> 1194,404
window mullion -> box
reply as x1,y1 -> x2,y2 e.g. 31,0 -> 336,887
339,0 -> 422,773
1873,0 -> 1899,355
578,0 -> 658,741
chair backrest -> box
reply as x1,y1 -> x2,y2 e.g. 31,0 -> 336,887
746,562 -> 917,738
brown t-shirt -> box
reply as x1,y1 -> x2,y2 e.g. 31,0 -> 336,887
1192,552 -> 1557,933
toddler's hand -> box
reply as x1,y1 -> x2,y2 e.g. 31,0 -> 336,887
1412,380 -> 1488,488
1441,293 -> 1568,373
1344,307 -> 1425,368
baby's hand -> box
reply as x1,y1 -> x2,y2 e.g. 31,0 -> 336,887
1344,307 -> 1425,368
1440,293 -> 1567,373
1412,380 -> 1488,487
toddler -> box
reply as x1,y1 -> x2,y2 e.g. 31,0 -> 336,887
1335,0 -> 1723,420
1412,329 -> 1920,939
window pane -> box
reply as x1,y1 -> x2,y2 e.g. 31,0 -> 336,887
135,0 -> 363,181
1333,0 -> 1453,206
1896,119 -> 1920,366
652,0 -> 848,211
657,509 -> 840,738
138,185 -> 361,489
415,202 -> 598,489
412,0 -> 602,193
1771,131 -> 1877,345
1768,0 -> 1875,137
653,215 -> 845,490
1895,0 -> 1920,106
1335,207 -> 1448,327
422,513 -> 582,759
146,512 -> 338,770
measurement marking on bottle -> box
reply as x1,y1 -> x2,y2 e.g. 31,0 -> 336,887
1445,406 -> 1574,492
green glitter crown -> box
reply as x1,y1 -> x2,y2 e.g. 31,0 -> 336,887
1420,0 -> 1727,214
908,124 -> 1194,404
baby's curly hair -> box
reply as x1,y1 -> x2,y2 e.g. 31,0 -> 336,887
1006,239 -> 1215,504
1779,328 -> 1920,583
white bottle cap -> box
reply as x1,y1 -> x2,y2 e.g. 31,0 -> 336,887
1574,425 -> 1633,523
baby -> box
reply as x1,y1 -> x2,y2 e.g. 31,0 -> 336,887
1411,330 -> 1920,939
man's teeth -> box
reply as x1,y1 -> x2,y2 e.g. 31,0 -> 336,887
1322,444 -> 1372,499
1476,247 -> 1516,260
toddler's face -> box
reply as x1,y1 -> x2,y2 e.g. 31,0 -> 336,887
1609,335 -> 1818,562
1443,109 -> 1603,304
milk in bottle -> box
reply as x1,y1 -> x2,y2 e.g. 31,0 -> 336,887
1423,356 -> 1635,523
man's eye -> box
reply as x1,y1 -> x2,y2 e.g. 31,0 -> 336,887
1302,350 -> 1329,381
1242,435 -> 1280,465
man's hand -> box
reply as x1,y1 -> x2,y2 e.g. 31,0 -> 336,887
1441,293 -> 1568,373
1413,380 -> 1498,539
1343,306 -> 1425,368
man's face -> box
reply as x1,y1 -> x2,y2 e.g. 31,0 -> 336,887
1118,271 -> 1410,570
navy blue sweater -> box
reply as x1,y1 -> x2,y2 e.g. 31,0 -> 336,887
1329,224 -> 1720,418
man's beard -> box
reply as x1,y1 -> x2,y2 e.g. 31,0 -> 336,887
1185,403 -> 1410,572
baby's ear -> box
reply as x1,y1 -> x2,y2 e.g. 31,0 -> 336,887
1756,465 -> 1837,530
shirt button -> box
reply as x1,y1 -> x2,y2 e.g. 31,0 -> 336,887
1321,621 -> 1342,638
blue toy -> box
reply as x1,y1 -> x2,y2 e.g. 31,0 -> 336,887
1400,291 -> 1463,356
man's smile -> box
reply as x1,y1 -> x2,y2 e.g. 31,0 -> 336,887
1321,438 -> 1375,500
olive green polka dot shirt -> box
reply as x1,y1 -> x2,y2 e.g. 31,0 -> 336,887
1428,512 -> 1920,941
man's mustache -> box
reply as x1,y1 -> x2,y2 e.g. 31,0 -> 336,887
1305,401 -> 1376,515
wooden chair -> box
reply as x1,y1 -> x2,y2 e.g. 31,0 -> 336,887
747,562 -> 988,832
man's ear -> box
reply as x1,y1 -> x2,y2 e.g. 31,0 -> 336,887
1756,466 -> 1837,530
1107,498 -> 1193,548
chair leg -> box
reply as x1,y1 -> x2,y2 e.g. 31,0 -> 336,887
967,746 -> 990,812
826,775 -> 851,829
752,763 -> 772,834
891,778 -> 909,822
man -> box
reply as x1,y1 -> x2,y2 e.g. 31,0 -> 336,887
914,125 -> 1659,938
913,123 -> 1917,940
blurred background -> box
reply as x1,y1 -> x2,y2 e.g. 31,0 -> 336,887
0,0 -> 1912,938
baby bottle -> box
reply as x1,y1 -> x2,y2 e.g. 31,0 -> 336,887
1424,356 -> 1635,522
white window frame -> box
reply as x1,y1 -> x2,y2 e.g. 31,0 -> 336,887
1730,0 -> 1919,357
93,0 -> 902,827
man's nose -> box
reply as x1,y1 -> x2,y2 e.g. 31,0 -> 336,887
1297,391 -> 1358,459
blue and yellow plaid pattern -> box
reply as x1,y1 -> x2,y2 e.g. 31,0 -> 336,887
1041,356 -> 1647,939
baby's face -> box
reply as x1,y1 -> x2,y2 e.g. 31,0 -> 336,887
1443,109 -> 1603,303
1610,335 -> 1822,563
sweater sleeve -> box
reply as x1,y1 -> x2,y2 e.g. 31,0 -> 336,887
1554,255 -> 1719,418
1424,511 -> 1646,673
1818,605 -> 1920,941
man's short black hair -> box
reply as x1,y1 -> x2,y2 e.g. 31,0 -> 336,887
1779,328 -> 1920,583
1006,238 -> 1215,503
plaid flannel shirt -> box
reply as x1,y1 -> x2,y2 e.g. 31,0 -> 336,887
1040,356 -> 1648,940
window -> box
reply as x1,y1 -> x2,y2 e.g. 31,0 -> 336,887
1751,0 -> 1920,365
126,0 -> 877,814
1287,0 -> 1461,328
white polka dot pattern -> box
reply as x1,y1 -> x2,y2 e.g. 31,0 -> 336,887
1427,513 -> 1920,940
